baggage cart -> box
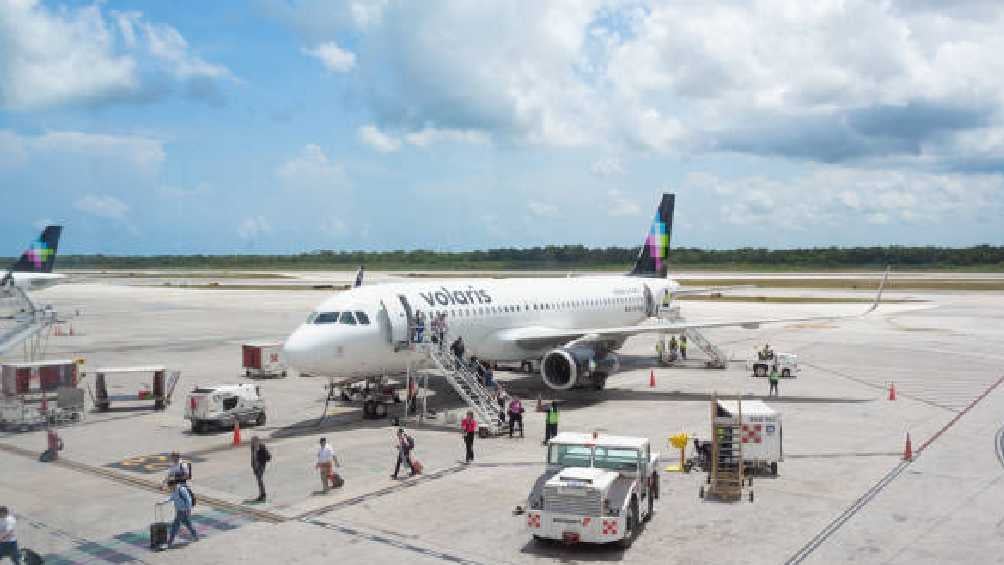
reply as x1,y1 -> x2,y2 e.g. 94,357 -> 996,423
90,366 -> 180,412
242,342 -> 286,378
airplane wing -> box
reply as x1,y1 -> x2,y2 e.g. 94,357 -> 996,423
500,269 -> 889,349
671,284 -> 755,297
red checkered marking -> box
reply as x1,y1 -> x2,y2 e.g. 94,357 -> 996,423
527,513 -> 541,528
601,519 -> 618,535
741,424 -> 763,444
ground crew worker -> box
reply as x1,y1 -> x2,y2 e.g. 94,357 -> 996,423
769,366 -> 780,397
655,339 -> 664,362
669,336 -> 679,361
543,401 -> 559,445
680,334 -> 688,360
461,410 -> 478,463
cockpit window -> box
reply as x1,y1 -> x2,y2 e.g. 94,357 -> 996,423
313,312 -> 340,324
355,311 -> 370,325
339,311 -> 357,325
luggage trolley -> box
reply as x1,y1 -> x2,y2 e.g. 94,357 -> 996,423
91,366 -> 180,411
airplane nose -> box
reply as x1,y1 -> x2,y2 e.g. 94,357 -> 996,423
283,325 -> 329,375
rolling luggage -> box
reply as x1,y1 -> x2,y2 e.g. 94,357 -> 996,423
409,455 -> 424,475
329,471 -> 345,488
150,503 -> 170,549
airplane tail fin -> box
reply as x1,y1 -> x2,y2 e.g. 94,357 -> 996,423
9,226 -> 62,273
629,194 -> 674,279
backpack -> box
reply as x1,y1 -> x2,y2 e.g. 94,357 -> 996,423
406,435 -> 415,450
183,485 -> 197,508
263,446 -> 272,463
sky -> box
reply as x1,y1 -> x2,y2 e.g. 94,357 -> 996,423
1,0 -> 1003,255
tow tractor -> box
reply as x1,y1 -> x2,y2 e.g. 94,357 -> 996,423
522,432 -> 659,548
747,350 -> 800,378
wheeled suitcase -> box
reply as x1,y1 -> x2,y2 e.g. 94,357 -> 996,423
150,503 -> 170,549
409,456 -> 424,475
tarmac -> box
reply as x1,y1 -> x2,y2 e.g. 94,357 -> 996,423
1,273 -> 1002,564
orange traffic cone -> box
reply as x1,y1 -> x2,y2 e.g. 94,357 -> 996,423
649,370 -> 656,388
902,432 -> 912,461
232,420 -> 242,447
888,383 -> 897,401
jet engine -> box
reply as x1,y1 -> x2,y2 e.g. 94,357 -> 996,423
540,346 -> 620,390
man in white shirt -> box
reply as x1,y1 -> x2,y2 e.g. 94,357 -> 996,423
315,437 -> 338,492
0,506 -> 19,564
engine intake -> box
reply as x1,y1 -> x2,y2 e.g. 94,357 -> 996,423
541,347 -> 619,391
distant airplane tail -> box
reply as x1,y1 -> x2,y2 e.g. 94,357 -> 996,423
9,226 -> 62,274
629,194 -> 674,279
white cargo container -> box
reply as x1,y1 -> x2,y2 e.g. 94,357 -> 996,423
242,342 -> 286,378
716,399 -> 783,476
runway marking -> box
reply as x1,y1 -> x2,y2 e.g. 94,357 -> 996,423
107,452 -> 207,475
801,360 -> 959,412
785,374 -> 1004,564
302,519 -> 488,565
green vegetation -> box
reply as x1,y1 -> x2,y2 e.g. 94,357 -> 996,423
10,244 -> 1004,271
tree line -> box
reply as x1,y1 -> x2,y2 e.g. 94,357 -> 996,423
15,245 -> 1003,270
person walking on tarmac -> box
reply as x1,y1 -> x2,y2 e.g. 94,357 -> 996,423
164,481 -> 199,547
680,334 -> 688,360
250,436 -> 271,502
316,437 -> 337,493
461,411 -> 478,464
542,401 -> 559,445
668,335 -> 679,361
768,366 -> 780,397
508,395 -> 525,438
0,506 -> 19,564
391,428 -> 416,479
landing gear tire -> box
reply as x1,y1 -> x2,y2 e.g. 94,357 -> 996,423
782,369 -> 791,378
645,492 -> 654,521
593,376 -> 607,391
770,462 -> 778,476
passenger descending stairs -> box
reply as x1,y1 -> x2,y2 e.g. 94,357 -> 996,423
684,329 -> 728,369
423,344 -> 504,436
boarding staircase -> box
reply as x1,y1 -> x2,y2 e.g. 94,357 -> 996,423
707,395 -> 746,501
0,284 -> 57,359
423,344 -> 505,436
683,329 -> 728,369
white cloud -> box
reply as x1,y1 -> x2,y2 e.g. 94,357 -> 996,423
590,156 -> 624,177
685,166 -> 1004,229
403,127 -> 489,147
0,129 -> 165,174
607,189 -> 642,217
237,216 -> 271,240
74,194 -> 129,220
302,41 -> 357,72
527,200 -> 558,218
276,144 -> 346,190
0,1 -> 232,110
358,125 -> 401,152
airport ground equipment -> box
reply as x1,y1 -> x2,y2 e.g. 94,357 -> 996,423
186,383 -> 266,433
700,395 -> 754,502
0,283 -> 57,359
717,399 -> 782,476
424,344 -> 504,436
1,359 -> 78,396
665,432 -> 690,472
654,328 -> 728,369
748,350 -> 800,378
90,366 -> 180,412
524,432 -> 659,547
242,342 -> 286,378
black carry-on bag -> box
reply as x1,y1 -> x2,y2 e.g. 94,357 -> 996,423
150,502 -> 171,550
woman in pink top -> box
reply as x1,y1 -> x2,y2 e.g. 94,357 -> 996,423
461,411 -> 478,463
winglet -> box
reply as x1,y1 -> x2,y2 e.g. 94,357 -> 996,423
864,267 -> 889,315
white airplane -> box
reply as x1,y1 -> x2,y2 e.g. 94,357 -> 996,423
1,226 -> 65,292
282,195 -> 885,390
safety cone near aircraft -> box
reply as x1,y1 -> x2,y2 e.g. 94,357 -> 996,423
649,370 -> 656,388
888,383 -> 897,401
232,420 -> 241,447
903,432 -> 913,461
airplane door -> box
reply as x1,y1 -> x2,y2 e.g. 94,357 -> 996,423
642,284 -> 656,317
380,295 -> 412,345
